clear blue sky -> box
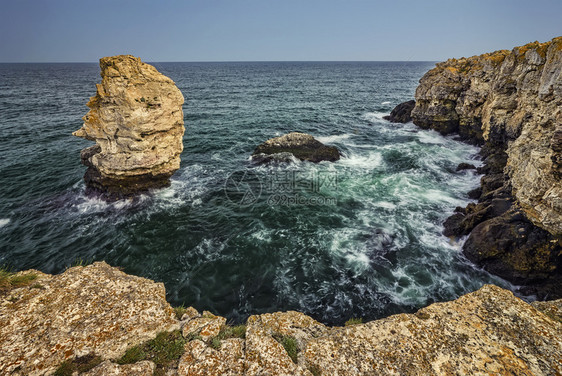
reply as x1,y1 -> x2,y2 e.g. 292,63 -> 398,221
1,0 -> 560,62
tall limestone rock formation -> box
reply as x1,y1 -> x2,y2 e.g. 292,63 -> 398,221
408,38 -> 562,297
73,55 -> 185,198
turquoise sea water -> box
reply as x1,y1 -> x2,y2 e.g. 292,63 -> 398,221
0,62 -> 511,324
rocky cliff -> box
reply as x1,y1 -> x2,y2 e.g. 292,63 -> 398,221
1,263 -> 561,375
73,55 -> 185,198
408,37 -> 562,297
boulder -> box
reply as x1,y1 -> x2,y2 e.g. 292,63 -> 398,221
383,100 -> 415,123
73,55 -> 185,199
252,132 -> 340,163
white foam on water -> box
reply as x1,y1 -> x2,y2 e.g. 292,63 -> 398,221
381,101 -> 391,105
339,151 -> 382,169
0,218 -> 10,228
373,201 -> 397,210
362,111 -> 389,122
315,133 -> 352,144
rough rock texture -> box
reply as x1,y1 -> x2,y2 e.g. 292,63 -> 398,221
82,360 -> 155,376
411,38 -> 562,297
304,285 -> 562,376
0,262 -> 179,375
1,264 -> 561,375
412,38 -> 562,234
252,132 -> 341,163
383,99 -> 415,123
73,55 -> 185,198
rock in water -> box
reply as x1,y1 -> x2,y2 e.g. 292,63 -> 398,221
383,100 -> 415,123
73,55 -> 185,198
252,132 -> 341,163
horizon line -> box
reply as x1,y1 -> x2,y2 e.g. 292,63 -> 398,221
0,60 -> 438,64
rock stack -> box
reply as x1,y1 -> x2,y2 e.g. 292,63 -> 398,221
73,55 -> 185,199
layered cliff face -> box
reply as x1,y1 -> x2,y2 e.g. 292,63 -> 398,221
412,37 -> 562,235
73,55 -> 185,198
1,264 -> 561,375
409,38 -> 562,296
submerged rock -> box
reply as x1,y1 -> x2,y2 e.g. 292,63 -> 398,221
252,132 -> 341,163
383,100 -> 415,123
73,55 -> 185,199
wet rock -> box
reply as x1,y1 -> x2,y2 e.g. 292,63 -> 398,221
252,132 -> 340,163
383,100 -> 415,123
0,262 -> 179,375
463,208 -> 561,290
455,162 -> 476,171
73,55 -> 185,199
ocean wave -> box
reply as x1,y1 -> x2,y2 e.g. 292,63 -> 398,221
0,218 -> 10,228
362,111 -> 389,122
315,133 -> 352,144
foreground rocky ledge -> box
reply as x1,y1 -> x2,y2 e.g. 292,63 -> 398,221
1,263 -> 561,375
73,55 -> 185,199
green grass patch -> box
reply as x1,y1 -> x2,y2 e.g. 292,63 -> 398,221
173,305 -> 187,320
54,354 -> 102,376
272,333 -> 299,364
344,317 -> 363,326
116,330 -> 186,375
0,267 -> 38,295
208,324 -> 246,350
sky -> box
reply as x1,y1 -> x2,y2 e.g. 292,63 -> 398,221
0,0 -> 561,63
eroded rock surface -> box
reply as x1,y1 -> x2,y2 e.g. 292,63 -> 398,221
0,262 -> 179,375
252,132 -> 341,163
412,38 -> 562,235
411,38 -> 562,296
1,264 -> 561,375
304,285 -> 562,375
73,55 -> 185,198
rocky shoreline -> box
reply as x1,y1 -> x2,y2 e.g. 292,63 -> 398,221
1,262 -> 561,375
390,37 -> 562,299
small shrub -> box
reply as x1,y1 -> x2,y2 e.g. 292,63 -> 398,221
344,317 -> 363,326
272,333 -> 299,364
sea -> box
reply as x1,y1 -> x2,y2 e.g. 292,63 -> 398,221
0,61 -> 513,324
